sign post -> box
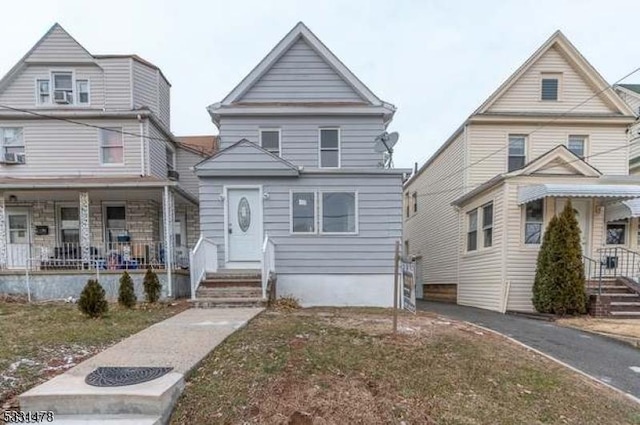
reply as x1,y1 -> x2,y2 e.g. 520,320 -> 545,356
392,240 -> 400,334
401,257 -> 416,314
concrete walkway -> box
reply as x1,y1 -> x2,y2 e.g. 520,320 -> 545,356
19,308 -> 263,424
418,301 -> 640,400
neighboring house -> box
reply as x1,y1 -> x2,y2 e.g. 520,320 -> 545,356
613,85 -> 640,173
404,31 -> 640,313
192,22 -> 408,307
0,23 -> 208,299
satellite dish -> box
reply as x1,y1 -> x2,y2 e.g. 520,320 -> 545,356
373,131 -> 399,168
374,132 -> 399,153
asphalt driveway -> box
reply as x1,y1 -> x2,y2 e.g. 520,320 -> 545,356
418,300 -> 640,400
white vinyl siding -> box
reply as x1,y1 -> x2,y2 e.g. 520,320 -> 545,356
175,146 -> 203,198
147,122 -> 168,178
132,60 -> 170,127
239,38 -> 364,103
487,46 -> 616,114
96,57 -> 132,110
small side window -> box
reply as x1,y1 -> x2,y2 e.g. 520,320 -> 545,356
76,80 -> 89,104
467,209 -> 478,252
541,73 -> 561,101
37,79 -> 50,104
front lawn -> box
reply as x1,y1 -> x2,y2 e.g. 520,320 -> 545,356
171,308 -> 640,425
0,300 -> 187,409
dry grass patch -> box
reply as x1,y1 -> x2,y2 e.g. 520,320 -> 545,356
559,317 -> 640,340
171,309 -> 640,425
0,300 -> 187,410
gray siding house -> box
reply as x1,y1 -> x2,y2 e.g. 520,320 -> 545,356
0,23 -> 208,299
193,22 -> 408,306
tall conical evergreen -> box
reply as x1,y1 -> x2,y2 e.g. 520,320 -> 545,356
532,200 -> 587,315
118,271 -> 137,308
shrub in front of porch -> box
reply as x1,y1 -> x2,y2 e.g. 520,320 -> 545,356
78,279 -> 109,318
118,271 -> 137,308
143,267 -> 162,303
532,200 -> 587,315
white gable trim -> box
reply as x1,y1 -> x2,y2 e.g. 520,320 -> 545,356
509,145 -> 602,178
220,22 -> 382,106
474,31 -> 635,117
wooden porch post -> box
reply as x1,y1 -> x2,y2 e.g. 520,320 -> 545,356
79,192 -> 91,264
163,186 -> 174,297
0,193 -> 6,268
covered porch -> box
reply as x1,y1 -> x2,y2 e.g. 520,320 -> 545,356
0,177 -> 198,299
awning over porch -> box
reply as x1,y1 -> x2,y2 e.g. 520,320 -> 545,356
605,198 -> 640,222
517,184 -> 640,205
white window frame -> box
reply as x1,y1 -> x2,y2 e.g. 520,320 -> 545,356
319,190 -> 358,235
567,135 -> 588,159
482,202 -> 494,248
259,128 -> 281,157
51,70 -> 75,105
76,79 -> 90,105
0,127 -> 25,163
540,72 -> 562,101
467,208 -> 478,252
290,190 -> 317,235
523,199 -> 544,245
56,203 -> 80,245
99,127 -> 124,166
507,134 -> 527,172
36,79 -> 50,105
606,220 -> 627,246
318,127 -> 341,168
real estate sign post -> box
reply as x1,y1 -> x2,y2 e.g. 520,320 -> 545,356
392,240 -> 400,334
401,258 -> 416,313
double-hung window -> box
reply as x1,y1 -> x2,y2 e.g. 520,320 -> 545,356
482,202 -> 493,248
524,199 -> 544,244
319,128 -> 340,168
76,80 -> 89,104
99,128 -> 124,164
59,206 -> 80,244
105,205 -> 126,243
568,135 -> 586,158
37,79 -> 50,104
321,192 -> 356,233
52,72 -> 73,104
291,192 -> 316,233
467,209 -> 478,251
260,129 -> 280,156
0,127 -> 25,163
508,135 -> 527,172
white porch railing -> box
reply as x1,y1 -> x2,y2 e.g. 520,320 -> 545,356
189,234 -> 218,300
261,235 -> 275,299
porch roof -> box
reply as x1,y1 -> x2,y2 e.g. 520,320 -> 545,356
517,184 -> 640,205
605,198 -> 640,222
0,176 -> 174,190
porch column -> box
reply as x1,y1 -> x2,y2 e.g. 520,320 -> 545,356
0,193 -> 6,268
79,192 -> 91,264
163,186 -> 175,297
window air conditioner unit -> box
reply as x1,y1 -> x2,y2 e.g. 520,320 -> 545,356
3,153 -> 18,164
167,169 -> 180,180
16,153 -> 26,164
53,90 -> 70,104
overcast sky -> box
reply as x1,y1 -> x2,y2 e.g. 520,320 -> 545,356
2,0 -> 640,168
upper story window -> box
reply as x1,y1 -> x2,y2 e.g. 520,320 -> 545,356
36,72 -> 90,106
568,135 -> 587,158
99,128 -> 124,165
76,80 -> 89,105
0,127 -> 25,164
412,192 -> 418,213
508,134 -> 527,172
166,145 -> 175,171
541,73 -> 561,101
482,202 -> 493,248
260,129 -> 280,156
467,209 -> 478,251
319,128 -> 340,168
37,80 -> 50,104
52,72 -> 73,104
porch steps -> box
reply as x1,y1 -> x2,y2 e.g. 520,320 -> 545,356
192,269 -> 266,308
588,277 -> 640,318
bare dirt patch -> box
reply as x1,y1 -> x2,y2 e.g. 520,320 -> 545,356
171,308 -> 640,425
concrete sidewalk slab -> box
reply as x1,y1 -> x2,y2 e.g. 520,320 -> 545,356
19,307 -> 263,424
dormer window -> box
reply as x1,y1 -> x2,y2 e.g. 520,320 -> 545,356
36,72 -> 90,106
541,73 -> 561,101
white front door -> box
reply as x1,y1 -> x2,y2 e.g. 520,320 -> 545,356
6,209 -> 30,269
226,188 -> 262,264
556,198 -> 590,255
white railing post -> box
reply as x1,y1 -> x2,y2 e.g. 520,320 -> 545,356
189,234 -> 217,300
261,235 -> 275,300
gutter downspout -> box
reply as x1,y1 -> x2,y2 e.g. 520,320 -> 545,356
138,114 -> 145,176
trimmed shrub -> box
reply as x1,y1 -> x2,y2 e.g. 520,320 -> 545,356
78,279 -> 108,318
118,271 -> 137,308
532,200 -> 587,315
143,267 -> 162,303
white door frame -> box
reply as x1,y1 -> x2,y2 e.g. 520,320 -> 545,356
223,185 -> 263,268
6,207 -> 32,270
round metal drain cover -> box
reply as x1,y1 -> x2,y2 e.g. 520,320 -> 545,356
85,367 -> 173,387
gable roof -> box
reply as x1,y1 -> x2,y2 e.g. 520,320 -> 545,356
176,135 -> 218,156
194,139 -> 300,177
618,84 -> 640,95
218,22 -> 383,107
474,30 -> 635,117
508,144 -> 602,177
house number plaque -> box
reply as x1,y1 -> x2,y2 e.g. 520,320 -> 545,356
238,197 -> 251,232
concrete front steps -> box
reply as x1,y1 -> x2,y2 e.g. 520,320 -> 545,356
191,269 -> 267,308
587,278 -> 640,318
